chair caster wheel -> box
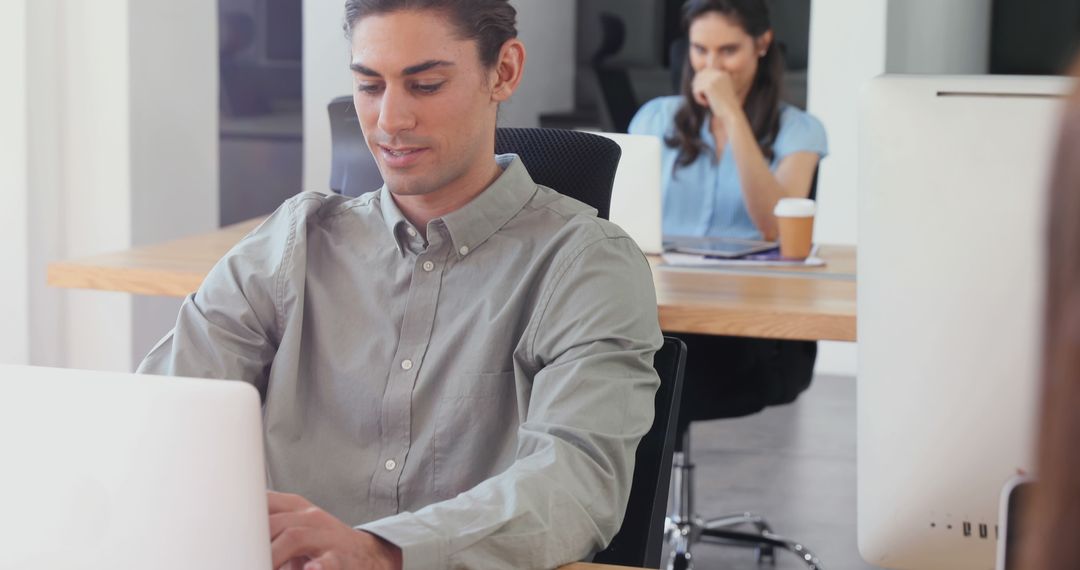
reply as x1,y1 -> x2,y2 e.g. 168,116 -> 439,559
667,552 -> 692,570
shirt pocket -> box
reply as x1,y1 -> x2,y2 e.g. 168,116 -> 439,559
432,371 -> 519,501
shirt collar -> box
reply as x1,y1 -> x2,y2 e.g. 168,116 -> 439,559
378,186 -> 425,256
379,154 -> 536,257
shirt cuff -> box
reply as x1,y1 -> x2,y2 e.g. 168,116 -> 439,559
357,511 -> 448,570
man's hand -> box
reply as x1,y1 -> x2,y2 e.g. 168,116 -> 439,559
268,491 -> 403,570
691,68 -> 741,124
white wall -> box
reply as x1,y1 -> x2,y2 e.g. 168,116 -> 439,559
0,0 -> 30,365
59,0 -> 135,371
807,0 -> 993,376
498,0 -> 577,128
302,0 -> 353,194
886,0 -> 992,74
128,0 -> 219,365
5,0 -> 218,371
807,0 -> 889,376
302,0 -> 578,193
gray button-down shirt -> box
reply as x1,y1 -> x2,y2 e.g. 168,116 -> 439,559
138,155 -> 663,569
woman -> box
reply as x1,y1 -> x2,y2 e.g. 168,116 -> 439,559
627,0 -> 825,459
1019,71 -> 1080,569
629,0 -> 826,241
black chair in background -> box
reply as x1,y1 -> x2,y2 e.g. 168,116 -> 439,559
664,169 -> 825,570
327,96 -> 621,219
492,128 -> 619,220
328,96 -> 384,196
593,13 -> 639,133
593,336 -> 686,568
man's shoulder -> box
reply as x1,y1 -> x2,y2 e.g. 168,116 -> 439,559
282,190 -> 381,223
522,186 -> 643,258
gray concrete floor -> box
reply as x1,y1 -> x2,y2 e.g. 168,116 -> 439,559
662,375 -> 883,570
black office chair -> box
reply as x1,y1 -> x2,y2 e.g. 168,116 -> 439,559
327,97 -> 621,220
664,169 -> 825,570
328,96 -> 384,196
492,128 -> 619,220
593,13 -> 639,133
593,337 -> 686,568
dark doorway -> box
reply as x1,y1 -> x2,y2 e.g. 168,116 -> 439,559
218,0 -> 303,226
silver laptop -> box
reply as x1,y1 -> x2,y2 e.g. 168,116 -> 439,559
594,132 -> 664,255
0,365 -> 271,569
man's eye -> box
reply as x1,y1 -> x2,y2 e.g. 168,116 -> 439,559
357,84 -> 381,94
414,83 -> 444,94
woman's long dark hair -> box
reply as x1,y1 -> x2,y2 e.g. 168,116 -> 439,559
667,0 -> 784,168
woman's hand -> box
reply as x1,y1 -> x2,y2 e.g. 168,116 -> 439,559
691,69 -> 742,124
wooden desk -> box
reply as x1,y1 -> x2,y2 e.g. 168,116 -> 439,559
47,218 -> 856,342
560,564 -> 642,570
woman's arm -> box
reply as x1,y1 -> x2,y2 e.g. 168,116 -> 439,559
694,70 -> 820,240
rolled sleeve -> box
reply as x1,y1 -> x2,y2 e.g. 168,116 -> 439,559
358,512 -> 447,570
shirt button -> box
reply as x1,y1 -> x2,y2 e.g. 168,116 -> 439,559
422,261 -> 435,272
405,227 -> 417,237
401,359 -> 413,371
384,459 -> 397,471
459,246 -> 470,256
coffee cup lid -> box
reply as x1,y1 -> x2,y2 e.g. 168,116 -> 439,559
774,198 -> 816,218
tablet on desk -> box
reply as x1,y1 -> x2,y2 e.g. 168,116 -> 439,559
664,236 -> 778,258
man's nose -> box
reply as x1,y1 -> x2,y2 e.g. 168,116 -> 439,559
377,86 -> 416,135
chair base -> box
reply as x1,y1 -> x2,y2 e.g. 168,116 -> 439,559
665,441 -> 825,570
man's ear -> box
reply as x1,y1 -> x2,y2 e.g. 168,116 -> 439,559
491,39 -> 526,103
755,30 -> 774,57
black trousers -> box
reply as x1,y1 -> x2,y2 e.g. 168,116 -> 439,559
668,334 -> 817,439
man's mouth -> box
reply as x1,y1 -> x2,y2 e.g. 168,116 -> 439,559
379,145 -> 428,168
382,147 -> 422,157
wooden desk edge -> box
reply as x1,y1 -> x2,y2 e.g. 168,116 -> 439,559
559,564 -> 648,570
47,262 -> 199,298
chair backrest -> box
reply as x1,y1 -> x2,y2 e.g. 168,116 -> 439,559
592,13 -> 638,133
494,128 -> 620,219
326,96 -> 621,220
592,336 -> 687,568
328,96 -> 384,196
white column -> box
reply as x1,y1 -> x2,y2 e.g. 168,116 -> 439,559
128,0 -> 219,366
807,0 -> 889,376
59,0 -> 135,371
806,0 -> 993,376
12,0 -> 217,371
303,0 -> 353,194
499,0 -> 577,128
886,0 -> 992,74
0,0 -> 30,364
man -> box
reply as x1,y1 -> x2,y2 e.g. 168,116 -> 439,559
139,1 -> 662,569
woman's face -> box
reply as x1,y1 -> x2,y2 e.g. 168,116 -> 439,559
688,12 -> 772,102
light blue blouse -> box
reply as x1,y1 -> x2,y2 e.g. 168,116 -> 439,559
628,96 -> 828,240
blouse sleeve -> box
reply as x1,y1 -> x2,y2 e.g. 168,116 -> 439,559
628,97 -> 674,138
773,107 -> 829,161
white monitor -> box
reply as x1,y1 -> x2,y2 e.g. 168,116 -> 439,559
858,74 -> 1072,570
0,366 -> 272,569
594,132 -> 664,255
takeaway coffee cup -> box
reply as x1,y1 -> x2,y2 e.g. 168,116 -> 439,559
773,198 -> 816,259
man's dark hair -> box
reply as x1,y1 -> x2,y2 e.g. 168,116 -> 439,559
343,0 -> 518,69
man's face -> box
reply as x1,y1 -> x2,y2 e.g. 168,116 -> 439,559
350,10 -> 499,198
